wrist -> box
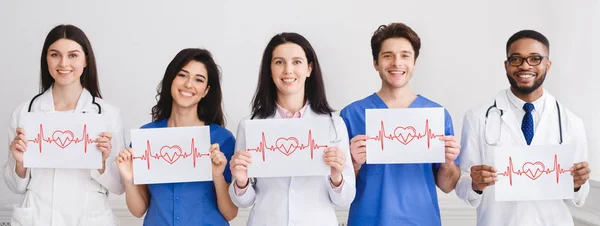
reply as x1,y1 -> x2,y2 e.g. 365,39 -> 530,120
213,174 -> 225,180
471,182 -> 483,194
236,178 -> 249,189
330,173 -> 343,185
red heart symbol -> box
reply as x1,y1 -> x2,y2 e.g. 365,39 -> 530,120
393,126 -> 417,145
160,145 -> 182,164
52,130 -> 75,149
275,137 -> 299,156
522,161 -> 546,180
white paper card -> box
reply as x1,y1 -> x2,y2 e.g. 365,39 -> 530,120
131,126 -> 212,184
366,108 -> 445,164
22,112 -> 107,169
494,145 -> 575,201
244,117 -> 332,177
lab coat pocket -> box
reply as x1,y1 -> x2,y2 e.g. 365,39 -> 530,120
82,210 -> 117,226
11,207 -> 33,226
83,191 -> 117,226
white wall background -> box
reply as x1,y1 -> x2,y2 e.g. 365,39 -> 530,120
0,0 -> 598,225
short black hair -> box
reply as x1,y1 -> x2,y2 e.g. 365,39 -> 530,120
506,30 -> 550,56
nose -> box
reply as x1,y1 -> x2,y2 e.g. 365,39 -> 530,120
59,56 -> 69,67
184,77 -> 193,88
284,63 -> 293,75
393,54 -> 402,67
518,59 -> 533,70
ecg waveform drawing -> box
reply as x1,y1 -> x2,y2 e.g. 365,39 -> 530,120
132,138 -> 210,170
26,124 -> 97,153
369,120 -> 444,150
497,154 -> 571,186
247,130 -> 328,162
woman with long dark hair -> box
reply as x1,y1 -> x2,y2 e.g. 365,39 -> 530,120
3,24 -> 126,226
116,48 -> 238,226
228,33 -> 356,225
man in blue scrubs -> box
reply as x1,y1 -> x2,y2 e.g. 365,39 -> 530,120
340,22 -> 461,226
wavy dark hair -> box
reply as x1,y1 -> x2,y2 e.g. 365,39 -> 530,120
251,32 -> 334,119
40,24 -> 101,97
151,48 -> 225,126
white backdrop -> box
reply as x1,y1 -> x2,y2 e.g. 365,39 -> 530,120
0,0 -> 598,225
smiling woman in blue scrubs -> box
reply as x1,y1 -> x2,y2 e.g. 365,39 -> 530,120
115,48 -> 238,226
340,22 -> 461,226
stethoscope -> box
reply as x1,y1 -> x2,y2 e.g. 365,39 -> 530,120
484,100 -> 563,146
27,92 -> 102,114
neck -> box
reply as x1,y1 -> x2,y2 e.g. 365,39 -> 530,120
52,83 -> 84,111
511,86 -> 544,103
276,92 -> 305,114
376,83 -> 417,108
168,104 -> 204,127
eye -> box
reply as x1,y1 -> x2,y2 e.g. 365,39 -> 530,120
195,78 -> 205,83
382,54 -> 391,58
274,60 -> 283,65
68,54 -> 78,58
293,60 -> 302,65
177,73 -> 186,78
49,53 -> 59,57
530,56 -> 542,63
401,54 -> 410,58
508,56 -> 521,63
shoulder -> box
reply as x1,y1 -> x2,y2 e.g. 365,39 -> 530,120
139,120 -> 165,129
95,97 -> 122,119
210,124 -> 235,140
340,95 -> 373,117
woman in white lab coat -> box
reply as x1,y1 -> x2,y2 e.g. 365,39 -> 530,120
228,32 -> 356,226
3,24 -> 125,226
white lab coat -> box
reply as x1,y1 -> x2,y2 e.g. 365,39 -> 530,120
455,89 -> 589,226
3,86 -> 126,226
228,107 -> 356,226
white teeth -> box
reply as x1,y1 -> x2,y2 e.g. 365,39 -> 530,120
518,74 -> 534,78
58,70 -> 71,74
390,71 -> 406,75
282,78 -> 296,82
180,91 -> 194,97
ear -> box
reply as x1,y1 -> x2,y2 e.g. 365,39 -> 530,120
545,58 -> 552,72
307,62 -> 313,77
504,60 -> 509,72
84,56 -> 88,68
373,59 -> 379,71
203,85 -> 210,98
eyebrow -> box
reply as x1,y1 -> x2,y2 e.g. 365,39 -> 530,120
48,49 -> 82,53
272,57 -> 306,61
181,69 -> 206,79
509,52 -> 542,56
381,50 -> 413,55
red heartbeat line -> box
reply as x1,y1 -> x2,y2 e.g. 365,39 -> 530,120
369,120 -> 444,150
497,154 -> 571,186
247,130 -> 328,162
26,124 -> 96,153
132,139 -> 211,170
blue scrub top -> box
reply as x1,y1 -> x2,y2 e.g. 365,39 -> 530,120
340,93 -> 457,226
140,119 -> 235,226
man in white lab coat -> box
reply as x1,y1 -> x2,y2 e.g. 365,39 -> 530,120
455,30 -> 591,226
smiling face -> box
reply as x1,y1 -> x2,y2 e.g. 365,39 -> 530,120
374,37 -> 416,90
270,43 -> 313,98
504,38 -> 551,95
170,60 -> 210,110
46,38 -> 87,89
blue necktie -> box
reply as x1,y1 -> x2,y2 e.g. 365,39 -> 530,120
522,103 -> 535,145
